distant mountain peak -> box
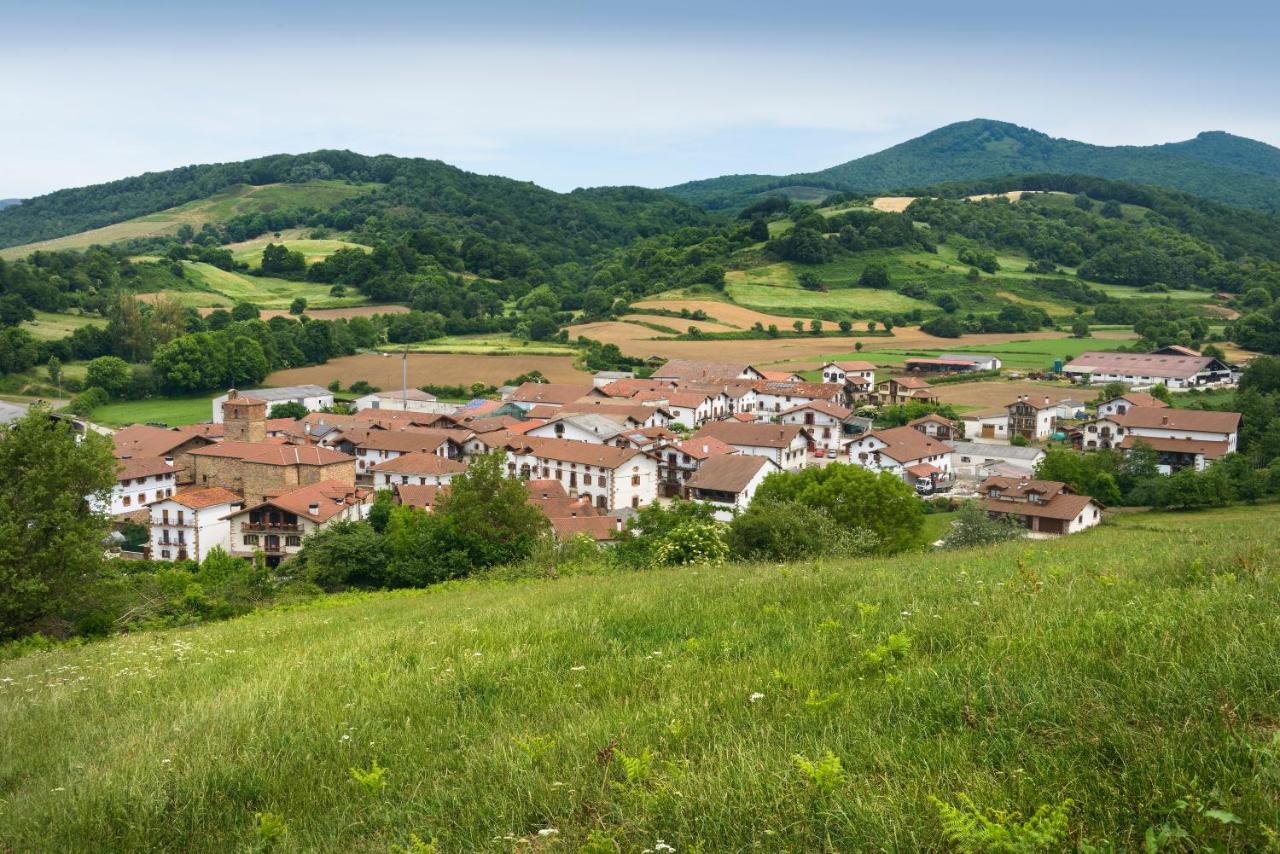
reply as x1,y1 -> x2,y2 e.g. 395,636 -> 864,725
665,120 -> 1280,212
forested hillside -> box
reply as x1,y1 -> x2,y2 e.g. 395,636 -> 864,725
0,151 -> 708,259
667,119 -> 1280,212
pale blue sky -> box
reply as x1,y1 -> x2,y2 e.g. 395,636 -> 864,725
1,0 -> 1277,197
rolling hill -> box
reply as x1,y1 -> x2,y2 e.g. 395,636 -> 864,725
0,199 -> 20,210
666,119 -> 1280,212
0,151 -> 709,265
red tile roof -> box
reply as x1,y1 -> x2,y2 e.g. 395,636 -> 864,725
114,424 -> 208,459
1117,435 -> 1230,459
395,484 -> 443,510
693,421 -> 807,449
1066,352 -> 1222,380
190,441 -> 354,466
163,487 -> 243,509
116,457 -> 177,481
1117,407 -> 1240,434
509,383 -> 597,405
370,452 -> 469,476
239,480 -> 370,523
857,426 -> 953,464
685,454 -> 774,493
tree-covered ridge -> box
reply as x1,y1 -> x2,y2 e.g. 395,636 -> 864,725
666,119 -> 1280,212
0,151 -> 709,257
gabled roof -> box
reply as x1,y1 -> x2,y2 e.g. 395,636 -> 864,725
559,401 -> 669,423
1117,407 -> 1240,434
884,376 -> 932,389
693,421 -> 807,449
394,483 -> 443,510
508,436 -> 648,468
536,413 -> 630,439
1104,392 -> 1168,409
856,426 -> 953,463
227,385 -> 330,401
509,382 -> 597,405
781,399 -> 853,419
234,480 -> 369,523
753,380 -> 842,398
671,436 -> 738,460
549,515 -> 622,542
190,441 -> 353,466
1064,352 -> 1224,380
161,487 -> 243,509
116,457 -> 176,481
650,359 -> 750,382
370,452 -> 469,476
340,426 -> 465,454
114,424 -> 209,459
824,360 -> 876,371
907,413 -> 954,427
686,454 -> 775,493
984,492 -> 1097,521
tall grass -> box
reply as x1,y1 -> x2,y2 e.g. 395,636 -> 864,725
2,507 -> 1278,850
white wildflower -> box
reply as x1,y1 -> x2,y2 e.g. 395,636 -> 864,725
570,665 -> 586,671
749,692 -> 765,703
537,828 -> 559,838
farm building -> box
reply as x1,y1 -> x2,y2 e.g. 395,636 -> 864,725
1062,351 -> 1235,389
977,476 -> 1103,537
211,385 -> 333,423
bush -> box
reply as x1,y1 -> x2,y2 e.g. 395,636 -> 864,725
68,386 -> 109,416
726,500 -> 879,561
652,521 -> 727,566
940,502 -> 1024,548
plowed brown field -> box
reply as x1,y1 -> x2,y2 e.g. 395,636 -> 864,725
265,352 -> 586,389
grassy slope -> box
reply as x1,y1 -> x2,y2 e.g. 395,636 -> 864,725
3,507 -> 1279,850
226,236 -> 370,269
180,262 -> 370,310
0,181 -> 378,260
87,395 -> 217,428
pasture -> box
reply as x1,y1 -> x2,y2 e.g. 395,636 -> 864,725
3,506 -> 1279,850
226,236 -> 369,269
181,263 -> 370,310
384,335 -> 578,356
20,310 -> 103,341
87,395 -> 217,428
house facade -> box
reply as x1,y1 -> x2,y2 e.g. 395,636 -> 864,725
684,455 -> 780,521
978,476 -> 1103,537
504,437 -> 659,510
211,385 -> 333,422
692,422 -> 810,470
779,401 -> 857,454
1006,396 -> 1057,441
370,453 -> 469,489
847,426 -> 954,484
226,481 -> 371,565
147,487 -> 243,562
100,457 -> 178,515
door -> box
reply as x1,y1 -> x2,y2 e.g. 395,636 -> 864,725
981,424 -> 995,439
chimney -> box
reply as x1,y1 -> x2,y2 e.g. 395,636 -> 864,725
1044,396 -> 1050,406
164,456 -> 174,467
308,502 -> 320,515
228,389 -> 239,399
1161,415 -> 1169,425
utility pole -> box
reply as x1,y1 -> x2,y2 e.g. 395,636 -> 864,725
402,341 -> 409,412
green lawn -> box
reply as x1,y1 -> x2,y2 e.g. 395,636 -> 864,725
1089,282 -> 1211,301
88,395 -> 216,427
726,260 -> 933,317
20,310 -> 103,341
182,262 -> 370,310
3,506 -> 1279,850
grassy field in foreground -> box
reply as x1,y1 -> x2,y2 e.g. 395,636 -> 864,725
3,507 -> 1280,850
87,395 -> 215,427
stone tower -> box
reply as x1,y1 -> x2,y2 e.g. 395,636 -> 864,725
222,389 -> 267,443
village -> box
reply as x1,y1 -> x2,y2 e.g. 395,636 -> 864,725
93,343 -> 1243,561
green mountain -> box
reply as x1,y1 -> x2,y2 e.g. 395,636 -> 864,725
666,119 -> 1280,212
0,199 -> 19,210
0,151 -> 708,260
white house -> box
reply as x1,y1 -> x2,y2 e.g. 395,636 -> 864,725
656,436 -> 738,497
847,426 -> 953,485
820,360 -> 876,386
211,385 -> 333,422
1097,392 -> 1169,418
351,389 -> 456,415
148,487 -> 243,562
649,360 -> 763,383
1072,407 -> 1239,473
99,456 -> 178,515
751,381 -> 843,415
978,476 -> 1103,537
1006,395 -> 1059,441
779,400 -> 856,454
225,480 -> 371,566
370,452 -> 469,489
692,422 -> 810,471
338,427 -> 465,478
505,436 -> 659,510
685,455 -> 780,521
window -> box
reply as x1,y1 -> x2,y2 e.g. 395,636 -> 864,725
243,534 -> 259,546
161,550 -> 171,559
161,509 -> 169,524
631,474 -> 640,486
176,510 -> 184,525
285,535 -> 301,547
123,495 -> 131,507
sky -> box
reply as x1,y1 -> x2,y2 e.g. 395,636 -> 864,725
2,0 -> 1278,198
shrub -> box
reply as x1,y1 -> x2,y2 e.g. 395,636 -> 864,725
68,386 -> 109,416
940,502 -> 1024,548
652,520 -> 728,566
726,500 -> 879,561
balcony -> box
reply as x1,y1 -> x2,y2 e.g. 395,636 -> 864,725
242,522 -> 302,533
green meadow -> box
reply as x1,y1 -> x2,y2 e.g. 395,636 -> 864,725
3,506 -> 1279,850
86,394 -> 217,428
182,262 -> 370,310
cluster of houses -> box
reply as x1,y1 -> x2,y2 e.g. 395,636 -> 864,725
96,345 -> 1245,556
